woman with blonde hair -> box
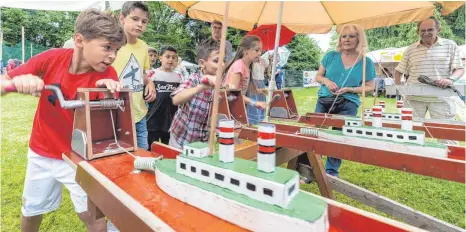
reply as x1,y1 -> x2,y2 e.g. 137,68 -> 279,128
297,24 -> 376,180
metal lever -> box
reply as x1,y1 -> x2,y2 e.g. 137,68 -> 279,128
418,75 -> 463,98
3,84 -> 124,110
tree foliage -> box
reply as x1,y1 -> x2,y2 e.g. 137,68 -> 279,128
2,8 -> 78,48
364,4 -> 465,51
285,35 -> 321,71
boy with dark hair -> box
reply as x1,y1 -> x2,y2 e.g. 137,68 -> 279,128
113,1 -> 156,151
169,39 -> 221,149
1,8 -> 125,231
146,46 -> 181,146
148,46 -> 158,68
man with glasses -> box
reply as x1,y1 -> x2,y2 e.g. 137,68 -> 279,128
394,17 -> 464,142
209,20 -> 234,63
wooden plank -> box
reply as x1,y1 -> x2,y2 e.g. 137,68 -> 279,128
66,151 -> 246,232
87,199 -> 105,221
275,148 -> 303,166
326,175 -> 464,232
234,141 -> 258,160
307,152 -> 334,199
298,114 -> 465,141
64,146 -> 420,232
150,142 -> 180,159
77,161 -> 175,232
238,127 -> 465,183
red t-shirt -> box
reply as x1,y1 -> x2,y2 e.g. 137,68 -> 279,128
8,48 -> 118,159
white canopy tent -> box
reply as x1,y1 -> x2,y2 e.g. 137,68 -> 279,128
0,1 -> 123,11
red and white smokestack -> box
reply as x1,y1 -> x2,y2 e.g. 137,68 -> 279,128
378,101 -> 386,113
257,124 -> 276,173
401,108 -> 413,131
372,105 -> 383,128
218,119 -> 235,163
396,100 -> 404,114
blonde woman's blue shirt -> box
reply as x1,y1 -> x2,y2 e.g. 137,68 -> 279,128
318,51 -> 376,106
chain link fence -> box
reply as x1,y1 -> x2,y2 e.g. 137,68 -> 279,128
283,69 -> 305,88
2,41 -> 51,68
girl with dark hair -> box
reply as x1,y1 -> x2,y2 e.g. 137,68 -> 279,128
224,35 -> 267,124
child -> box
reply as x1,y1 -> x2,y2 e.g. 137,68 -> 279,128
146,46 -> 181,147
169,39 -> 220,149
224,35 -> 267,124
113,1 -> 156,151
148,47 -> 158,67
146,47 -> 158,81
1,9 -> 125,231
250,54 -> 271,124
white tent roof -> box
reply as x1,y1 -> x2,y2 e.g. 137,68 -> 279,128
0,1 -> 123,11
367,47 -> 407,63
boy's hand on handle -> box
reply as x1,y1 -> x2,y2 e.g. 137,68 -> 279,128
200,75 -> 217,89
2,74 -> 44,96
145,81 -> 156,102
95,79 -> 121,93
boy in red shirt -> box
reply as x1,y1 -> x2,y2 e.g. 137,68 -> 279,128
1,9 -> 125,231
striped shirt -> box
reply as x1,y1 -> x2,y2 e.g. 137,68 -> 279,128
396,37 -> 463,84
395,37 -> 464,102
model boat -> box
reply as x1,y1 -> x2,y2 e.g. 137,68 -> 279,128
153,121 -> 329,232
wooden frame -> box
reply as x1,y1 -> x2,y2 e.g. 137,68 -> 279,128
268,89 -> 299,119
72,88 -> 136,160
213,89 -> 248,126
299,112 -> 466,141
238,126 -> 465,183
63,144 -> 421,232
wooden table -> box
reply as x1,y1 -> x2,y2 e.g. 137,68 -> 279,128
63,143 -> 420,232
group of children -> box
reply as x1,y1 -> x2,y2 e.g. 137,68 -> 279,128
0,1 -> 271,231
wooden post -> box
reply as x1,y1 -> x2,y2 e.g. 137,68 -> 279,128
265,1 -> 284,122
208,2 -> 230,156
361,53 -> 366,123
30,43 -> 33,59
22,26 -> 25,64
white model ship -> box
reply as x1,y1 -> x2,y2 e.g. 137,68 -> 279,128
301,105 -> 448,158
153,121 -> 329,232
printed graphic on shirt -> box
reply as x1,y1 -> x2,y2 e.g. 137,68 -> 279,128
119,54 -> 144,92
146,70 -> 181,132
156,82 -> 178,93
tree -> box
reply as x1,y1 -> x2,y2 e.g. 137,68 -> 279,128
2,8 -> 78,48
364,4 -> 465,51
285,35 -> 322,71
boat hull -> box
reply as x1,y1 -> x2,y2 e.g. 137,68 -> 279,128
155,168 -> 329,232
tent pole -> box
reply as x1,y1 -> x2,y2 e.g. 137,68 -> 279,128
361,53 -> 367,123
265,1 -> 284,122
22,26 -> 25,64
208,2 -> 230,156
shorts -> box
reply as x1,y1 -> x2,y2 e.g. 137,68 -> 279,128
21,148 -> 87,217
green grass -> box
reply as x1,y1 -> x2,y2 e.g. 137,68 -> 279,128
1,89 -> 464,231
